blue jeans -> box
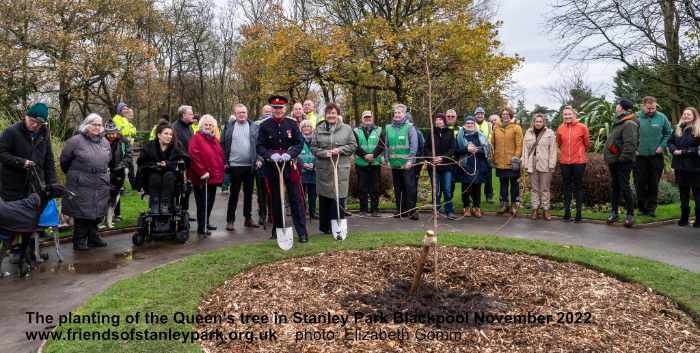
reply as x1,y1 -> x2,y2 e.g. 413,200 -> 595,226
430,170 -> 453,214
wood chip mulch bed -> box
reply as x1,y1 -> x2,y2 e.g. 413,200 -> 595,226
198,247 -> 700,352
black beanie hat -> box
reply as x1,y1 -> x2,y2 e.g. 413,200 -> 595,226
618,99 -> 634,111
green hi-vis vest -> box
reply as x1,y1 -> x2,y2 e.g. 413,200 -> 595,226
354,127 -> 383,167
299,141 -> 314,173
386,123 -> 411,168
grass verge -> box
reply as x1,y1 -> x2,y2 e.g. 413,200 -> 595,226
43,232 -> 699,353
346,175 -> 682,224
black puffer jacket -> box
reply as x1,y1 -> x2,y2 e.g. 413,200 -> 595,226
0,122 -> 57,201
668,127 -> 700,173
172,119 -> 194,153
424,127 -> 455,172
108,136 -> 133,186
136,140 -> 190,193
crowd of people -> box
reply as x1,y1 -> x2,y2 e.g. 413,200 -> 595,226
0,95 -> 698,252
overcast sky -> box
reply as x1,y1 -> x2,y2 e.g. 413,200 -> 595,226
496,1 -> 623,109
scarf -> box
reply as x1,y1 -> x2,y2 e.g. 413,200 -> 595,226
456,126 -> 489,152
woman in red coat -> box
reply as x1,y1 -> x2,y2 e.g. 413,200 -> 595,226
188,114 -> 224,236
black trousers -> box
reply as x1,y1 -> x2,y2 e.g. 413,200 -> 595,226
318,195 -> 345,234
357,165 -> 381,213
679,185 -> 700,219
391,168 -> 417,216
609,162 -> 634,216
255,173 -> 268,223
226,166 -> 255,222
498,176 -> 520,203
561,163 -> 586,214
462,182 -> 482,208
148,171 -> 177,212
483,166 -> 494,199
73,218 -> 100,243
412,163 -> 423,208
148,172 -> 176,200
193,184 -> 217,232
303,183 -> 317,217
264,163 -> 307,238
634,155 -> 664,212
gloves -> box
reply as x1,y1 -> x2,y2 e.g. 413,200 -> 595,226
280,153 -> 291,161
200,172 -> 210,180
270,153 -> 282,162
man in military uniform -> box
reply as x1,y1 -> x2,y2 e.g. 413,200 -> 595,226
256,96 -> 308,243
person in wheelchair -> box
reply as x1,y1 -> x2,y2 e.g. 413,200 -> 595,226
136,121 -> 190,215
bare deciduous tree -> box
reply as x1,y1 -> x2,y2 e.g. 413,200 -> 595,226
548,0 -> 700,120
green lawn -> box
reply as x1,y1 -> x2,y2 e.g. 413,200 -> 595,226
58,190 -> 147,237
347,172 -> 682,223
43,232 -> 700,353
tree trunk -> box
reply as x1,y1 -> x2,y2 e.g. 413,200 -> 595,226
319,78 -> 330,103
661,0 -> 683,123
58,78 -> 72,132
371,89 -> 379,120
351,84 -> 359,126
394,76 -> 406,104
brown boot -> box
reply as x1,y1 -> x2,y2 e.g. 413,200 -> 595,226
473,208 -> 482,218
463,208 -> 471,217
531,208 -> 539,220
511,202 -> 519,216
226,223 -> 235,231
244,218 -> 260,228
543,210 -> 552,221
497,202 -> 509,215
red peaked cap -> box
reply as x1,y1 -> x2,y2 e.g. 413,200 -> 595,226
268,95 -> 288,108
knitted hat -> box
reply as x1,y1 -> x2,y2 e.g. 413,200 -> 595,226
104,121 -> 119,134
464,115 -> 476,124
618,99 -> 634,112
26,103 -> 49,123
116,102 -> 128,115
474,107 -> 485,114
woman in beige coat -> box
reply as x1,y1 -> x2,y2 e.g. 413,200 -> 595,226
311,103 -> 358,234
522,113 -> 558,220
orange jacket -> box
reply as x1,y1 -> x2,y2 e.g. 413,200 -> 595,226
556,119 -> 590,165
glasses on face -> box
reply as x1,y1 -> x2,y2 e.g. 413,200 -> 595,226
90,123 -> 103,127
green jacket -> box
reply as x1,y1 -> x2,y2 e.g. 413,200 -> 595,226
635,111 -> 672,156
604,112 -> 639,164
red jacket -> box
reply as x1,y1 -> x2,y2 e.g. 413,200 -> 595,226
556,119 -> 590,165
188,132 -> 224,186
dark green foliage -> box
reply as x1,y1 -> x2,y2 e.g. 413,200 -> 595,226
658,179 -> 680,205
550,153 -> 611,207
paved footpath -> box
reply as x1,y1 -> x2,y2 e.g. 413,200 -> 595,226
0,193 -> 698,353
